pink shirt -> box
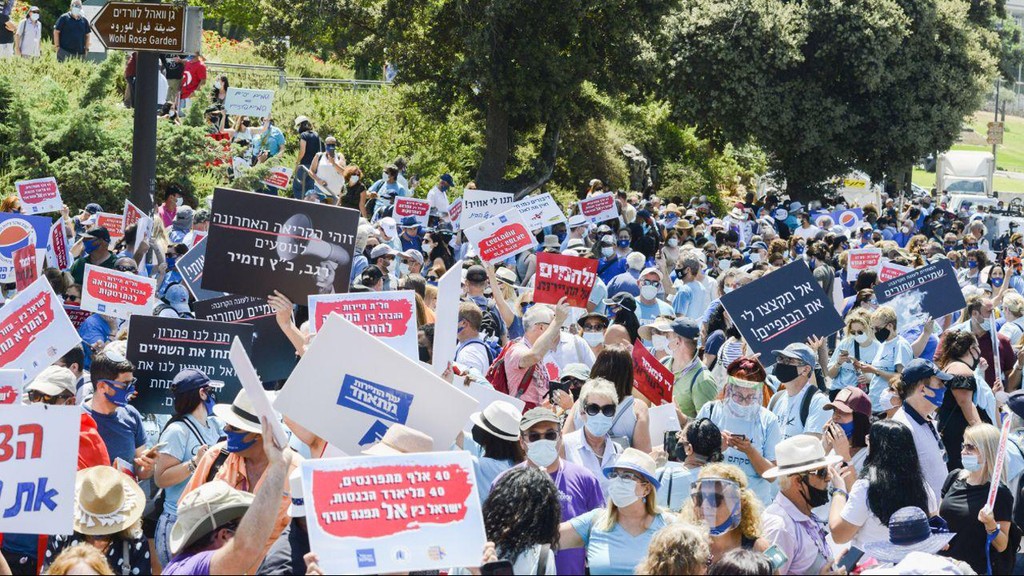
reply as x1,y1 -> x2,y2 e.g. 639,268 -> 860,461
158,204 -> 176,228
504,339 -> 557,406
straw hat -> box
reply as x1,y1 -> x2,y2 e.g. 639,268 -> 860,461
761,434 -> 843,480
362,424 -> 433,455
170,480 -> 254,554
469,401 -> 522,442
74,466 -> 145,536
212,389 -> 270,435
603,448 -> 661,489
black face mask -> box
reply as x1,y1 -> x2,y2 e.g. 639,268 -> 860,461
802,475 -> 831,508
775,363 -> 801,384
874,327 -> 891,342
418,345 -> 430,363
726,326 -> 741,339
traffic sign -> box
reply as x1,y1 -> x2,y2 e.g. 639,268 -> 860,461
988,121 -> 1005,146
90,2 -> 186,53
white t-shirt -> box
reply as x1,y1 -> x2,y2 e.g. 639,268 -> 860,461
550,331 -> 596,370
314,155 -> 346,196
426,185 -> 450,216
794,225 -> 822,239
891,406 -> 948,496
841,478 -> 937,553
454,339 -> 491,378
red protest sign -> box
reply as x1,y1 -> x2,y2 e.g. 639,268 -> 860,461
0,289 -> 57,367
262,167 -> 292,189
631,342 -> 674,405
449,199 -> 463,227
63,305 -> 91,329
15,177 -> 63,216
846,248 -> 882,280
0,385 -> 16,404
13,245 -> 37,292
123,200 -> 146,230
81,266 -> 157,320
878,261 -> 913,282
95,213 -> 124,241
578,192 -> 619,223
308,291 -> 420,360
463,209 -> 536,264
48,220 -> 70,271
535,252 -> 598,308
394,197 -> 431,226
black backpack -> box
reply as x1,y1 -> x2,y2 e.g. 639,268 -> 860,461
767,386 -> 820,429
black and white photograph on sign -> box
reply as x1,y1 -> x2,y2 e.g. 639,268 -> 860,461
720,260 -> 844,365
874,258 -> 966,330
126,315 -> 255,415
176,236 -> 228,302
203,187 -> 360,302
194,294 -> 298,384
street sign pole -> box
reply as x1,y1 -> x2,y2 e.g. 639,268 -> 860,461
131,54 -> 159,214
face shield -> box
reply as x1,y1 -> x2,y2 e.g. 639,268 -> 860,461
691,477 -> 743,536
724,377 -> 763,419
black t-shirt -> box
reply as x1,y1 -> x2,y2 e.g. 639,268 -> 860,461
163,55 -> 184,80
937,374 -> 989,470
54,12 -> 90,53
298,130 -> 321,167
0,14 -> 13,44
939,473 -> 1013,575
341,181 -> 366,210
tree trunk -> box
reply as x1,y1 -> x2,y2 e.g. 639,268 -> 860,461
475,97 -> 512,191
512,120 -> 560,200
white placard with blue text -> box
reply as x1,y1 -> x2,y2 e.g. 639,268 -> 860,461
224,88 -> 275,117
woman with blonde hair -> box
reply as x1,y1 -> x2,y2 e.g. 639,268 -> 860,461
636,522 -> 711,575
680,463 -> 769,564
43,544 -> 114,575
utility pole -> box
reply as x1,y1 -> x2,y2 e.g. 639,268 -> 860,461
130,52 -> 158,214
994,77 -> 1001,171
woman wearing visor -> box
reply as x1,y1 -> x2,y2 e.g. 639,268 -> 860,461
681,463 -> 770,563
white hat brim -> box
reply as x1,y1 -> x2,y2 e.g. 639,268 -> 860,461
862,532 -> 956,564
761,454 -> 844,480
469,411 -> 519,442
212,403 -> 263,435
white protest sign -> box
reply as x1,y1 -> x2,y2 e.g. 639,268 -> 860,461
0,277 -> 80,382
46,220 -> 72,271
463,208 -> 537,264
461,189 -> 516,229
274,313 -> 479,455
431,261 -> 462,375
308,291 -> 419,361
515,192 -> 567,229
15,177 -> 63,216
578,192 -> 619,224
0,404 -> 80,535
393,197 -> 431,227
229,338 -> 289,448
846,248 -> 882,281
648,403 -> 681,450
0,369 -> 23,404
302,451 -> 486,575
81,265 -> 158,320
224,87 -> 275,117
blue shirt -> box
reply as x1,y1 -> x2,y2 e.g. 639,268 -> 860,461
85,404 -> 147,474
54,13 -> 91,53
569,509 -> 673,575
637,299 -> 674,324
158,415 -> 224,514
768,384 -> 831,439
350,254 -> 368,284
597,257 -> 627,285
869,337 -> 913,408
696,400 -> 782,505
253,126 -> 286,157
828,337 -> 880,390
399,229 -> 423,253
589,278 -> 608,315
78,314 -> 111,371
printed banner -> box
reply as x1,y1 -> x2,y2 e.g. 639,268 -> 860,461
224,87 -> 275,117
393,197 -> 431,227
534,252 -> 598,308
94,212 -> 124,242
831,208 -> 863,230
431,262 -> 463,375
578,192 -> 619,224
460,189 -> 516,230
874,259 -> 965,330
0,369 -> 24,404
262,166 -> 293,190
46,220 -> 71,271
126,315 -> 255,415
13,245 -> 37,292
205,187 -> 361,302
63,305 -> 91,329
721,260 -> 844,365
0,405 -> 80,535
81,265 -> 157,320
15,177 -> 63,215
0,277 -> 80,382
515,193 -> 567,228
0,213 -> 51,284
176,236 -> 228,302
878,259 -> 914,283
631,342 -> 674,405
463,208 -> 536,264
448,199 -> 463,229
846,248 -> 882,280
302,452 -> 486,575
195,294 -> 298,383
274,314 -> 478,455
308,291 -> 418,360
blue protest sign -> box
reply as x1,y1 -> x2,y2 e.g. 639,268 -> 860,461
874,259 -> 965,329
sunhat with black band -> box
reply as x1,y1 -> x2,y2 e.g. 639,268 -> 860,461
470,401 -> 522,442
603,447 -> 662,489
212,389 -> 270,435
761,434 -> 843,480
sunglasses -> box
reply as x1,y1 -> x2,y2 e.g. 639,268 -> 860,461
803,468 -> 829,481
607,470 -> 643,483
28,391 -> 73,405
584,403 -> 616,418
524,430 -> 559,443
849,330 -> 864,336
115,265 -> 138,273
691,490 -> 727,508
582,323 -> 606,333
64,294 -> 81,303
640,280 -> 659,287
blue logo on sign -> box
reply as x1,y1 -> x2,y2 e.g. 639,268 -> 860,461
358,420 -> 391,446
97,303 -> 106,312
337,374 -> 413,424
357,549 -> 376,568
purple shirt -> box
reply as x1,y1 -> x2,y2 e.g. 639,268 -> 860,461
495,460 -> 605,575
164,550 -> 214,575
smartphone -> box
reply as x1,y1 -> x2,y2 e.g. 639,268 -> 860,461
837,546 -> 864,573
732,434 -> 747,441
763,544 -> 789,573
480,560 -> 514,576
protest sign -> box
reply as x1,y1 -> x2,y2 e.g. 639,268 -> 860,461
831,208 -> 864,230
13,245 -> 37,292
448,198 -> 463,229
0,404 -> 79,535
393,197 -> 431,227
461,189 -> 516,229
463,208 -> 536,264
123,200 -> 151,254
123,200 -> 145,230
648,403 -> 681,451
189,230 -> 207,248
578,192 -> 619,224
81,265 -> 157,320
721,260 -> 844,365
176,236 -> 228,302
261,166 -> 293,190
302,451 -> 486,575
0,369 -> 23,404
878,259 -> 914,283
985,417 -> 1013,512
846,248 -> 882,280
229,338 -> 289,447
224,87 -> 275,117
205,187 -> 360,302
15,177 -> 63,215
0,277 -> 79,382
94,212 -> 124,241
874,259 -> 965,330
63,305 -> 90,329
127,315 -> 255,415
431,262 -> 462,375
534,252 -> 598,308
631,342 -> 674,405
0,213 -> 51,283
274,314 -> 478,455
195,295 -> 297,383
515,192 -> 567,228
308,291 -> 419,360
46,219 -> 72,271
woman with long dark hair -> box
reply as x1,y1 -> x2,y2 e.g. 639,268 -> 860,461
607,294 -> 641,344
422,230 -> 455,271
480,467 -> 560,574
563,345 -> 651,453
829,419 -> 936,556
935,330 -> 986,470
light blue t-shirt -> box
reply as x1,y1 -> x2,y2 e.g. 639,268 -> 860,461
637,299 -> 674,324
696,400 -> 782,505
828,337 -> 880,391
768,384 -> 831,439
869,337 -> 913,408
158,414 -> 224,515
463,435 -> 514,504
672,280 -> 706,320
654,463 -> 699,512
589,278 -> 609,315
569,509 -> 674,575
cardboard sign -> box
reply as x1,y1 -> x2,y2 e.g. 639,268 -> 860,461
229,338 -> 289,447
13,245 -> 37,292
46,220 -> 72,271
648,402 -> 681,451
176,236 -> 228,302
831,208 -> 863,230
274,314 -> 478,455
463,208 -> 536,264
262,166 -> 292,190
393,197 -> 431,227
453,378 -> 526,430
126,315 -> 255,415
0,277 -> 80,382
302,452 -> 486,575
123,200 -> 150,254
123,200 -> 146,230
631,342 -> 674,405
534,252 -> 598,308
195,295 -> 298,383
0,213 -> 51,283
878,259 -> 913,283
721,260 -> 844,365
0,369 -> 24,404
448,198 -> 463,229
578,192 -> 619,224
431,262 -> 463,375
224,87 -> 275,117
205,187 -> 361,302
461,189 -> 516,230
94,212 -> 124,241
15,177 -> 63,215
846,248 -> 882,280
81,265 -> 157,320
515,192 -> 567,228
63,305 -> 91,329
0,404 -> 80,535
874,259 -> 965,330
308,291 -> 419,360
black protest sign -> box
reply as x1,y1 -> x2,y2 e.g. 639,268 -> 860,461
720,260 -> 843,366
204,187 -> 360,302
177,236 -> 228,302
194,295 -> 298,384
874,259 -> 965,329
126,315 -> 255,415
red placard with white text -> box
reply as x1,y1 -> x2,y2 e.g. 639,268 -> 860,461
63,305 -> 91,329
0,277 -> 80,382
262,166 -> 293,190
81,265 -> 157,320
631,342 -> 674,405
878,260 -> 913,283
47,220 -> 71,271
463,208 -> 536,264
94,212 -> 124,242
308,291 -> 419,360
449,198 -> 463,229
535,252 -> 598,308
578,192 -> 619,224
13,245 -> 38,292
846,248 -> 882,280
393,197 -> 431,226
15,177 -> 63,215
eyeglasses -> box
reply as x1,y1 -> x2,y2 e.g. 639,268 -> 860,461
849,330 -> 864,336
607,470 -> 643,483
639,280 -> 659,287
730,390 -> 758,404
64,294 -> 81,303
115,265 -> 138,273
961,442 -> 978,453
582,323 -> 606,333
28,391 -> 73,405
584,403 -> 616,418
524,430 -> 559,443
101,378 -> 137,389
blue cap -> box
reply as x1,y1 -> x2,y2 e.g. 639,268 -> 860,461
1007,390 -> 1024,420
85,203 -> 102,214
902,359 -> 953,384
772,343 -> 817,368
440,173 -> 454,185
170,369 -> 223,395
400,216 -> 419,228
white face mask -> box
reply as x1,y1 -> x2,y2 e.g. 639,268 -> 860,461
749,253 -> 761,264
349,175 -> 360,185
726,398 -> 760,419
980,319 -> 992,332
640,285 -> 659,300
71,6 -> 82,16
667,238 -> 679,248
421,242 -> 434,254
30,13 -> 39,21
601,247 -> 614,258
720,260 -> 732,271
398,262 -> 409,277
584,413 -> 615,437
879,387 -> 897,410
175,197 -> 183,207
214,81 -> 223,90
387,259 -> 397,274
854,333 -> 870,345
526,439 -> 559,468
723,285 -> 735,294
607,477 -> 640,508
583,331 -> 604,347
651,334 -> 669,351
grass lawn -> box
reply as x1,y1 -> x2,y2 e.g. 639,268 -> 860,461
912,168 -> 1024,194
958,112 -> 1024,173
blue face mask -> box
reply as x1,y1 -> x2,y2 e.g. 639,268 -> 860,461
968,261 -> 978,269
924,384 -> 946,407
83,240 -> 99,254
166,257 -> 176,271
993,278 -> 1004,288
102,380 -> 135,407
838,421 -> 855,438
203,391 -> 216,416
556,232 -> 567,243
225,429 -> 257,453
617,239 -> 630,248
795,245 -> 805,255
962,454 -> 981,472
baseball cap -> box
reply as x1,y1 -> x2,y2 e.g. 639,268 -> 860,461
370,244 -> 397,259
293,115 -> 310,129
823,386 -> 872,417
401,249 -> 424,266
82,227 -> 111,244
772,342 -> 817,368
26,366 -> 76,397
465,265 -> 488,283
164,283 -> 191,314
602,292 -> 637,312
1007,390 -> 1024,420
639,267 -> 663,282
170,369 -> 224,395
440,173 -> 454,186
519,407 -> 560,432
560,363 -> 591,382
902,359 -> 953,384
84,203 -> 103,214
378,217 -> 397,239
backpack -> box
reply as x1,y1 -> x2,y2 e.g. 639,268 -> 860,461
767,386 -> 820,429
154,302 -> 195,319
456,338 -> 496,365
485,339 -> 539,399
475,298 -> 504,340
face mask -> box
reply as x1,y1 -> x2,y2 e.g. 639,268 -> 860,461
103,382 -> 135,407
398,263 -> 409,277
71,6 -> 82,16
607,477 -> 640,508
601,247 -> 614,258
879,387 -> 897,410
708,503 -> 742,536
617,239 -> 630,249
968,261 -> 978,269
526,439 -> 559,468
166,256 -> 176,271
203,392 -> 216,416
774,363 -> 801,384
874,327 -> 891,342
214,81 -> 223,90
326,145 -> 336,154
924,384 -> 946,407
583,331 -> 604,347
993,278 -> 1004,287
854,333 -> 870,345
979,319 -> 992,331
349,175 -> 360,186
838,421 -> 855,438
727,398 -> 760,419
796,245 -> 805,255
802,476 -> 831,508
749,253 -> 761,263
667,238 -> 679,248
224,429 -> 256,453
651,334 -> 669,351
962,454 -> 982,472
83,240 -> 99,254
30,13 -> 39,21
421,242 -> 433,254
584,414 -> 615,437
176,197 -> 184,207
640,285 -> 659,300
387,259 -> 397,274
720,261 -> 732,271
